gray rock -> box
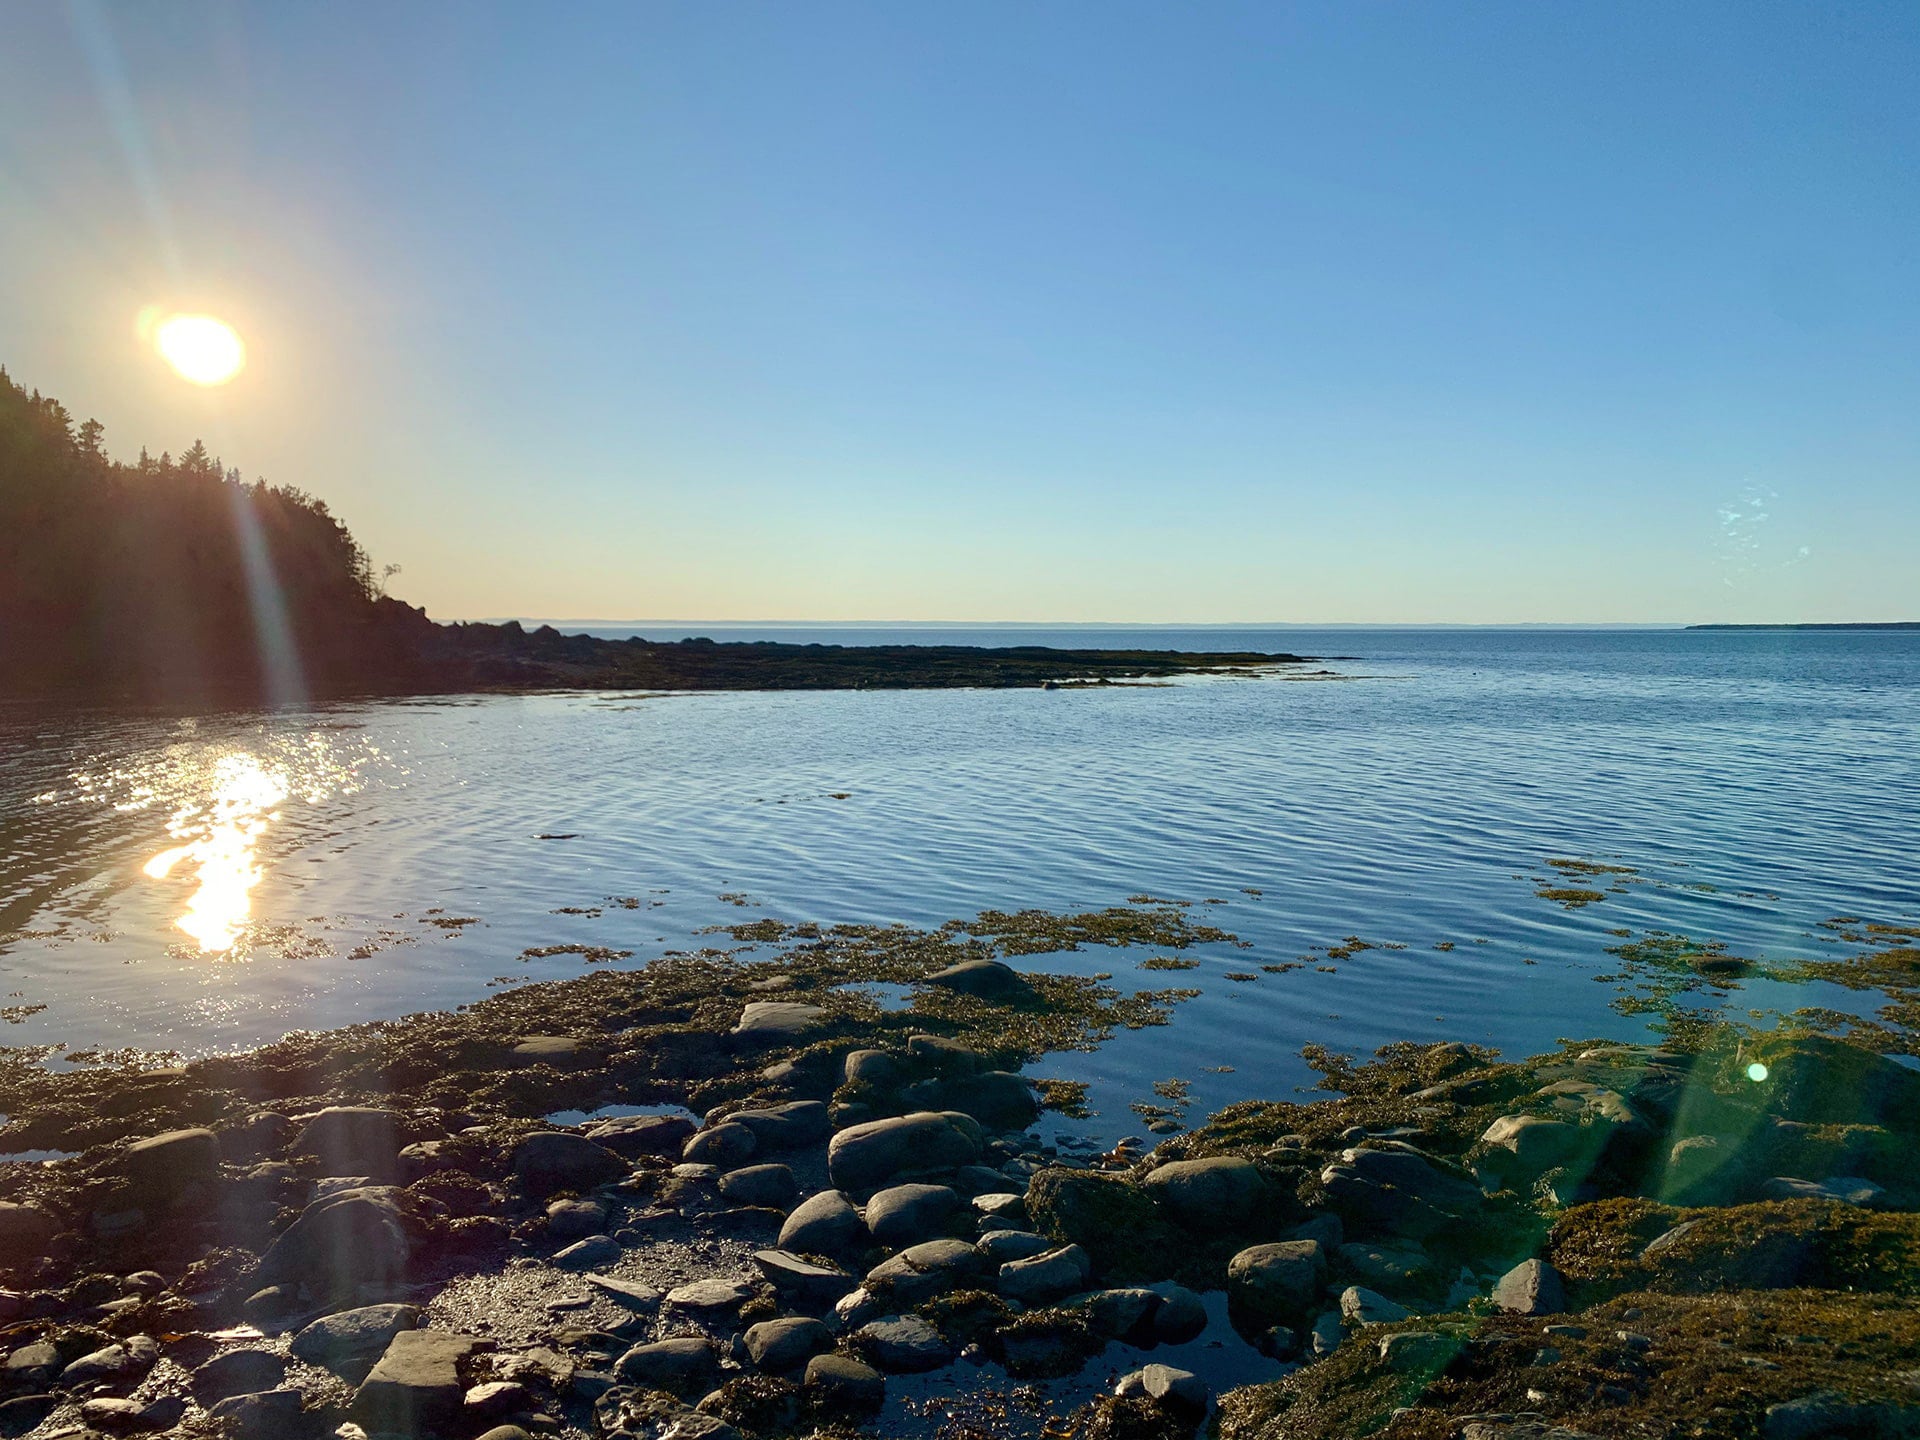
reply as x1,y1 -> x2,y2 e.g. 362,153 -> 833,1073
614,1336 -> 721,1395
829,1111 -> 982,1191
940,1071 -> 1043,1129
352,1329 -> 478,1435
723,1101 -> 832,1149
925,958 -> 1035,1001
548,1198 -> 611,1238
3,1341 -> 57,1384
683,1123 -> 758,1169
1379,1329 -> 1457,1373
0,1203 -> 58,1269
585,1272 -> 664,1309
191,1346 -> 288,1402
1478,1115 -> 1585,1178
1338,1240 -> 1429,1287
119,1127 -> 220,1201
511,1035 -> 588,1064
1077,1287 -> 1162,1340
256,1185 -> 423,1298
1139,1362 -> 1209,1413
553,1235 -> 624,1270
1763,1391 -> 1918,1440
779,1189 -> 864,1254
805,1352 -> 886,1415
1339,1285 -> 1411,1324
586,1113 -> 696,1157
1761,1175 -> 1887,1207
289,1302 -> 423,1382
1143,1156 -> 1271,1227
465,1380 -> 531,1419
291,1106 -> 407,1179
752,1249 -> 858,1303
513,1131 -> 627,1196
978,1229 -> 1057,1264
998,1244 -> 1090,1304
1228,1240 -> 1328,1326
743,1316 -> 832,1371
834,1286 -> 886,1330
207,1388 -> 304,1439
732,1001 -> 827,1044
1311,1309 -> 1344,1357
79,1394 -> 186,1433
844,1049 -> 906,1088
719,1163 -> 797,1207
865,1237 -> 982,1306
1318,1146 -> 1481,1236
665,1277 -> 755,1314
855,1315 -> 953,1372
474,1428 -> 535,1440
865,1183 -> 960,1248
60,1342 -> 146,1384
1148,1282 -> 1209,1344
1491,1258 -> 1566,1316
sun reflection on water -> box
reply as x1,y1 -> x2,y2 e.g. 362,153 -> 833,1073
142,754 -> 289,952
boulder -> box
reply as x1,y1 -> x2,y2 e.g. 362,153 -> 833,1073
1227,1240 -> 1327,1327
998,1244 -> 1091,1304
854,1315 -> 953,1373
548,1198 -> 610,1238
804,1353 -> 886,1416
1138,1362 -> 1209,1415
864,1238 -> 982,1306
511,1132 -> 627,1197
1076,1287 -> 1163,1341
1339,1285 -> 1411,1324
119,1128 -> 220,1202
1479,1115 -> 1586,1179
939,1071 -> 1043,1129
1148,1282 -> 1209,1344
1318,1146 -> 1482,1237
1025,1168 -> 1173,1280
925,958 -> 1035,1001
744,1316 -> 833,1371
723,1101 -> 831,1149
207,1389 -> 304,1440
614,1337 -> 721,1396
1491,1258 -> 1566,1316
752,1249 -> 858,1303
191,1347 -> 288,1402
665,1277 -> 755,1315
1379,1329 -> 1457,1374
828,1112 -> 982,1191
684,1123 -> 757,1169
255,1186 -> 417,1299
865,1183 -> 961,1248
732,1001 -> 827,1045
979,1229 -> 1058,1264
586,1113 -> 696,1157
352,1330 -> 478,1435
719,1164 -> 797,1208
844,1050 -> 906,1088
290,1303 -> 423,1381
510,1035 -> 589,1064
1142,1156 -> 1271,1227
79,1395 -> 186,1433
60,1343 -> 147,1384
291,1106 -> 407,1179
0,1203 -> 58,1269
779,1189 -> 864,1254
553,1235 -> 623,1270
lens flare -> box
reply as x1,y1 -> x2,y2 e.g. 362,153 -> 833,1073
1747,1062 -> 1769,1083
154,313 -> 246,385
142,753 -> 288,952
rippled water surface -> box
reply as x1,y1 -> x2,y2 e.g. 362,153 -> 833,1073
3,628 -> 1916,1138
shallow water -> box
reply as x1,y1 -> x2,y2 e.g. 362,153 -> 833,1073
2,628 -> 1916,1140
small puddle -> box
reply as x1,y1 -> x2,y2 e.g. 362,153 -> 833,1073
543,1101 -> 700,1128
832,980 -> 918,1012
0,1149 -> 78,1165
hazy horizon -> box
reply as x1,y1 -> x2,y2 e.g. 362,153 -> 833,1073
6,3 -> 1917,626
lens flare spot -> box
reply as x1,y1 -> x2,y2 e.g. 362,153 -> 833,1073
1747,1062 -> 1769,1083
154,313 -> 246,386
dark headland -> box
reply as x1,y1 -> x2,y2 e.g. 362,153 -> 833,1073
0,371 -> 1305,707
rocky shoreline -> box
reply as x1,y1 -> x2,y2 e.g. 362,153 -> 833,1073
0,914 -> 1916,1440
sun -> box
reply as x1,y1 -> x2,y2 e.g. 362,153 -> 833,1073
154,313 -> 246,386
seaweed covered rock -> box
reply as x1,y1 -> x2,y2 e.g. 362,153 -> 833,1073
1143,1156 -> 1274,1228
253,1186 -> 432,1300
1026,1168 -> 1177,1282
1227,1240 -> 1327,1327
510,1131 -> 627,1197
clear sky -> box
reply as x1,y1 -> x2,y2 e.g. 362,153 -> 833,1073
4,2 -> 1917,624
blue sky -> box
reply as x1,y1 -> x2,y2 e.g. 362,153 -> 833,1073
3,2 -> 1916,622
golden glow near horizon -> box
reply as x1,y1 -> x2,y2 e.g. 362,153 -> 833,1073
152,312 -> 246,386
142,752 -> 288,951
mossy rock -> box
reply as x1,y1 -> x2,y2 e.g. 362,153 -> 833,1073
1737,1034 -> 1920,1132
1026,1169 -> 1179,1283
1216,1290 -> 1920,1440
1548,1197 -> 1920,1300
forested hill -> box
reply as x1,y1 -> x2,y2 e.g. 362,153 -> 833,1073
1,371 -> 1304,705
0,368 -> 432,704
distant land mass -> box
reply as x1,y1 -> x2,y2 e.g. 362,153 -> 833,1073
1686,622 -> 1920,631
0,370 -> 1304,706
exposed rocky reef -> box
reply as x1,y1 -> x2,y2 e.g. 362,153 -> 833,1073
0,913 -> 1915,1440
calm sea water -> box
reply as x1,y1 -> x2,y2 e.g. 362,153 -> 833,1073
3,627 -> 1916,1140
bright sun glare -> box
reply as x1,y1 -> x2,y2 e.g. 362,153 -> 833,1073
154,312 -> 246,386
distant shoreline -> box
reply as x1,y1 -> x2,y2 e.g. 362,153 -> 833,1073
1684,622 -> 1920,631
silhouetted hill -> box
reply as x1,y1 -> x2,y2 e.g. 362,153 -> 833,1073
0,371 -> 1304,705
